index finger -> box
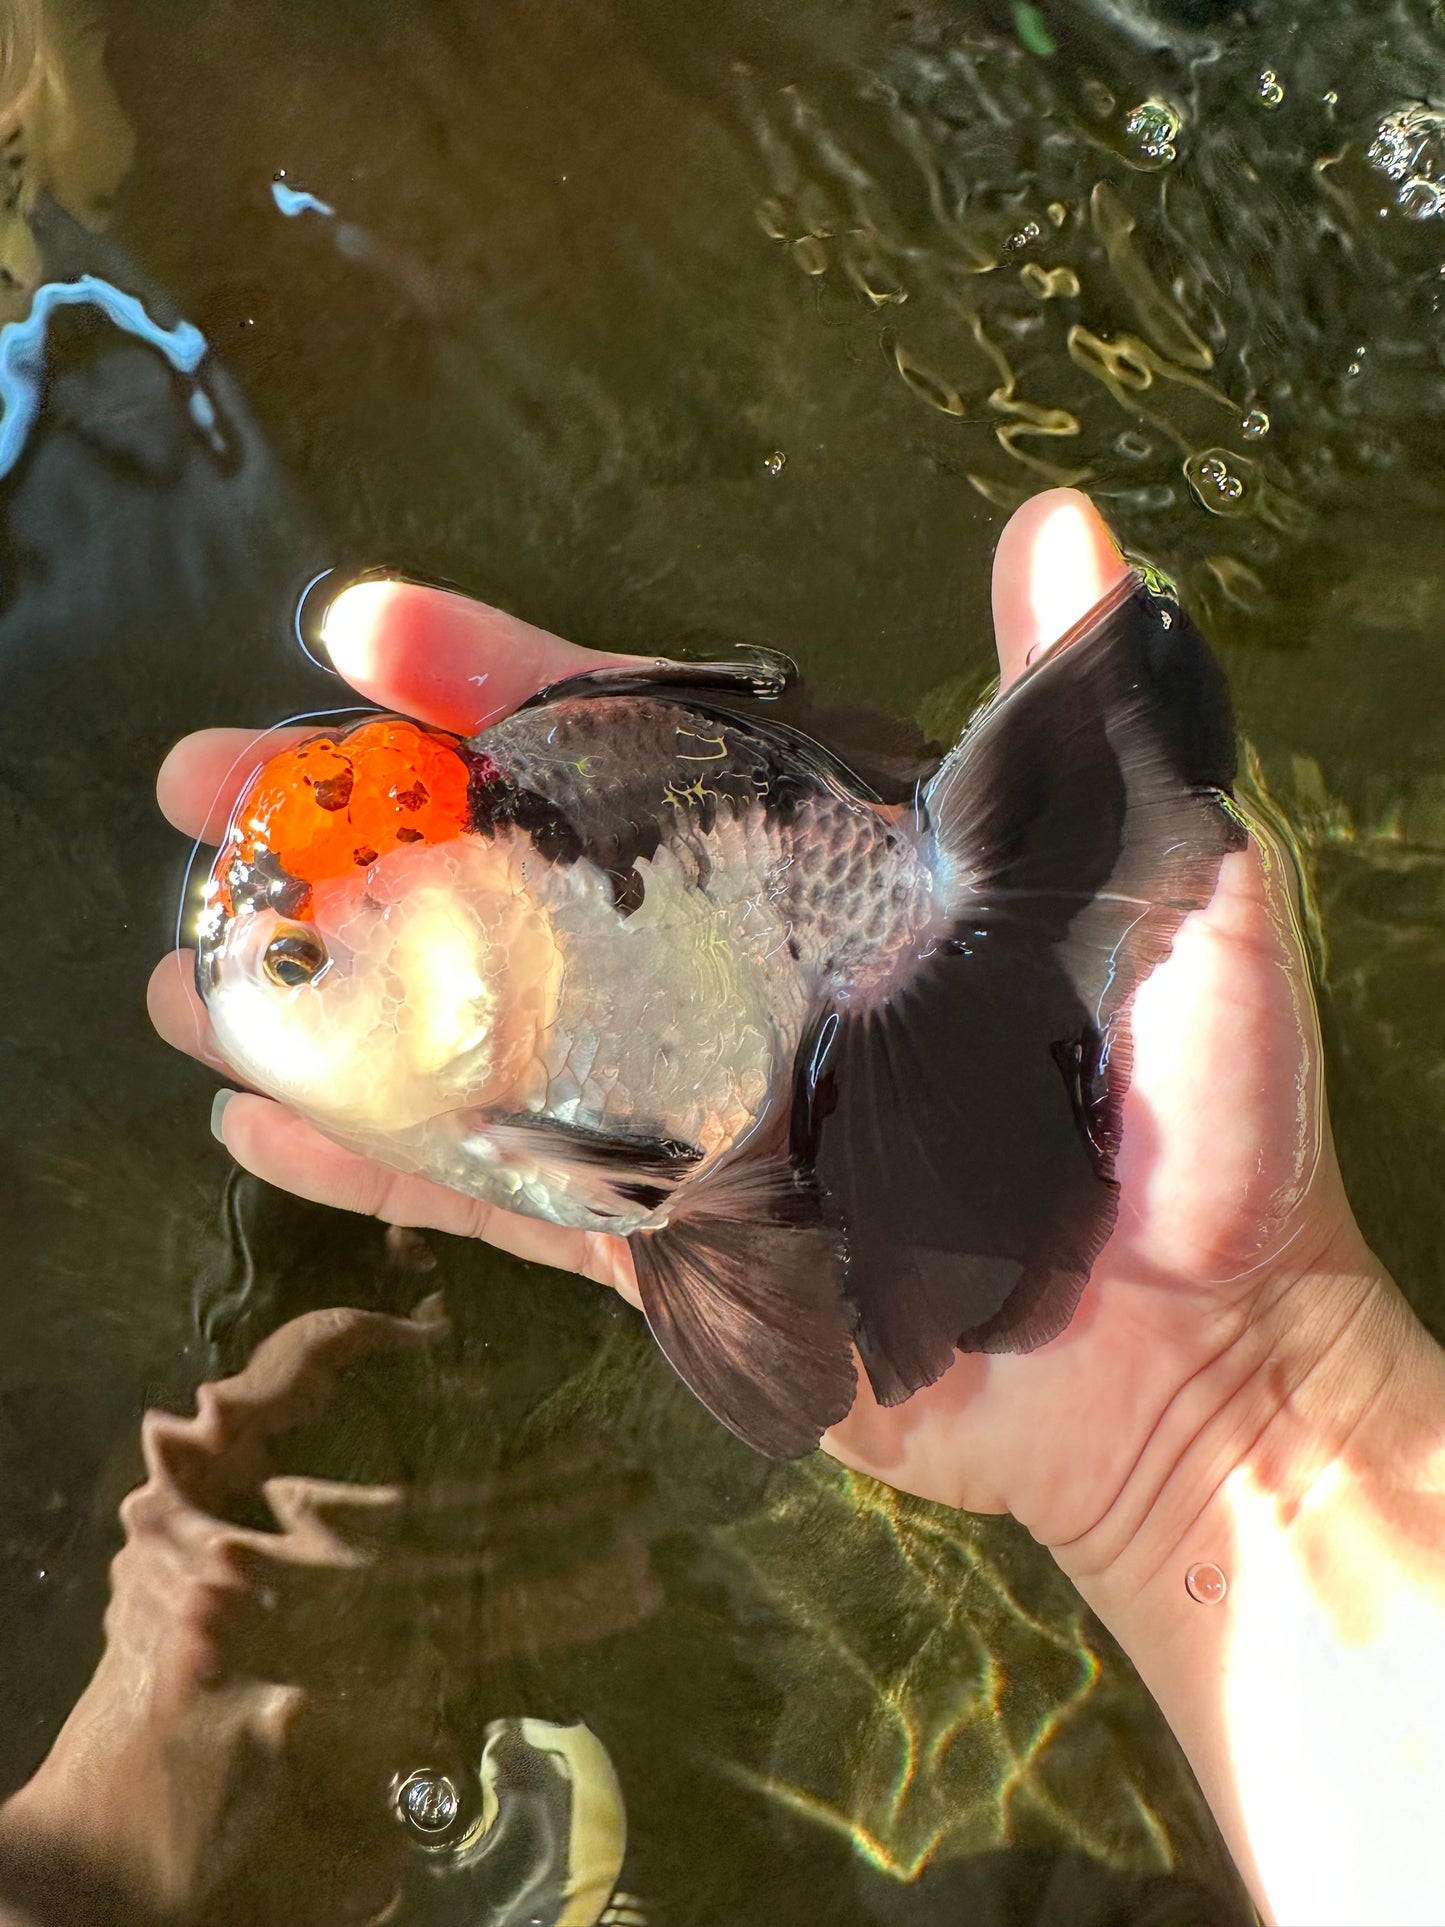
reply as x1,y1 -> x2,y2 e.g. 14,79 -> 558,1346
158,584 -> 641,844
319,577 -> 636,731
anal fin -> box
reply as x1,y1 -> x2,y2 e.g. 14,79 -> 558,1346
628,1142 -> 855,1461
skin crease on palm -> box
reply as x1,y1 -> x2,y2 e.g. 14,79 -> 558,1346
146,487 -> 1364,1550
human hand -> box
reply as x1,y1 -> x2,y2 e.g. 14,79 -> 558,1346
148,489 -> 1390,1567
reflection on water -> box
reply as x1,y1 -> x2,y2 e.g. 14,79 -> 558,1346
1,0 -> 1444,1919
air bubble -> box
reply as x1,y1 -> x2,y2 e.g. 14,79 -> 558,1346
1257,70 -> 1285,110
1185,1562 -> 1228,1605
1114,429 -> 1152,460
1369,103 -> 1445,220
1241,407 -> 1271,440
1125,99 -> 1181,168
1004,219 -> 1042,252
1185,447 -> 1251,515
763,449 -> 786,475
1203,455 -> 1241,498
396,1770 -> 461,1837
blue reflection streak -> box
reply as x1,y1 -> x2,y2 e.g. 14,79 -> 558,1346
271,181 -> 335,220
0,274 -> 210,482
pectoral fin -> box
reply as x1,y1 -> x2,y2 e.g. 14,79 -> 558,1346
463,1115 -> 702,1224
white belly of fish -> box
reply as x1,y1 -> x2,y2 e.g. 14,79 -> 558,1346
532,806 -> 807,1160
363,808 -> 810,1231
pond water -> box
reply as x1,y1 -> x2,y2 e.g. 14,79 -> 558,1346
1,0 -> 1443,1920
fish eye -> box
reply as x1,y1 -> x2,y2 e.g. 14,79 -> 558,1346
263,928 -> 329,988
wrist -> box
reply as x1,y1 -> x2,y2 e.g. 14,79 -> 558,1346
1050,1209 -> 1417,1611
1049,1212 -> 1445,1923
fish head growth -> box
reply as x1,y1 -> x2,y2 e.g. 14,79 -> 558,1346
198,718 -> 559,1133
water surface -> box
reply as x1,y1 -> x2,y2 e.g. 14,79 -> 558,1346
3,0 -> 1444,1919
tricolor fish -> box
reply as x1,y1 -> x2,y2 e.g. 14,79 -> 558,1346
196,573 -> 1241,1457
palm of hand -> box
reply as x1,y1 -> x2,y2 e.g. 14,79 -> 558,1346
149,491 -> 1340,1536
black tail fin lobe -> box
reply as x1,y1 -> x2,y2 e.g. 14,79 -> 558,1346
797,574 -> 1243,1407
628,1146 -> 855,1461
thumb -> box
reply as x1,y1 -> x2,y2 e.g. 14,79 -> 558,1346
990,489 -> 1132,692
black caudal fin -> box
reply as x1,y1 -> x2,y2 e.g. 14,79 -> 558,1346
796,573 -> 1244,1407
628,1143 -> 855,1460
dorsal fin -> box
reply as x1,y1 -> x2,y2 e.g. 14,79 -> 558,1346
517,647 -> 942,806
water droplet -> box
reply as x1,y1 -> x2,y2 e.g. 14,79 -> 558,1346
1185,447 -> 1251,515
763,449 -> 786,475
1241,407 -> 1271,440
1125,99 -> 1181,168
396,1770 -> 461,1837
1369,103 -> 1445,220
1257,69 -> 1285,109
1185,1561 -> 1228,1604
1114,429 -> 1153,460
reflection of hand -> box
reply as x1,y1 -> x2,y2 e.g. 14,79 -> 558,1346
149,489 -> 1388,1538
0,1302 -> 660,1927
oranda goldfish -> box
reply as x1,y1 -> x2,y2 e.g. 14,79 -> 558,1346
197,574 -> 1241,1457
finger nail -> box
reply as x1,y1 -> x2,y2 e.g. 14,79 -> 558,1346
1027,494 -> 1125,653
210,1089 -> 236,1144
319,578 -> 397,682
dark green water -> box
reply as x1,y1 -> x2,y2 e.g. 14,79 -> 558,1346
2,0 -> 1444,1919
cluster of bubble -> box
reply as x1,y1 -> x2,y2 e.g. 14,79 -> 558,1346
1184,448 -> 1249,514
1124,99 -> 1181,168
1368,102 -> 1445,220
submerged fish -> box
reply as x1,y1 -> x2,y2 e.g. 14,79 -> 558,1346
197,574 -> 1241,1457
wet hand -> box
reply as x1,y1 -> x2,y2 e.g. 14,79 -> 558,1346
148,490 -> 1383,1558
